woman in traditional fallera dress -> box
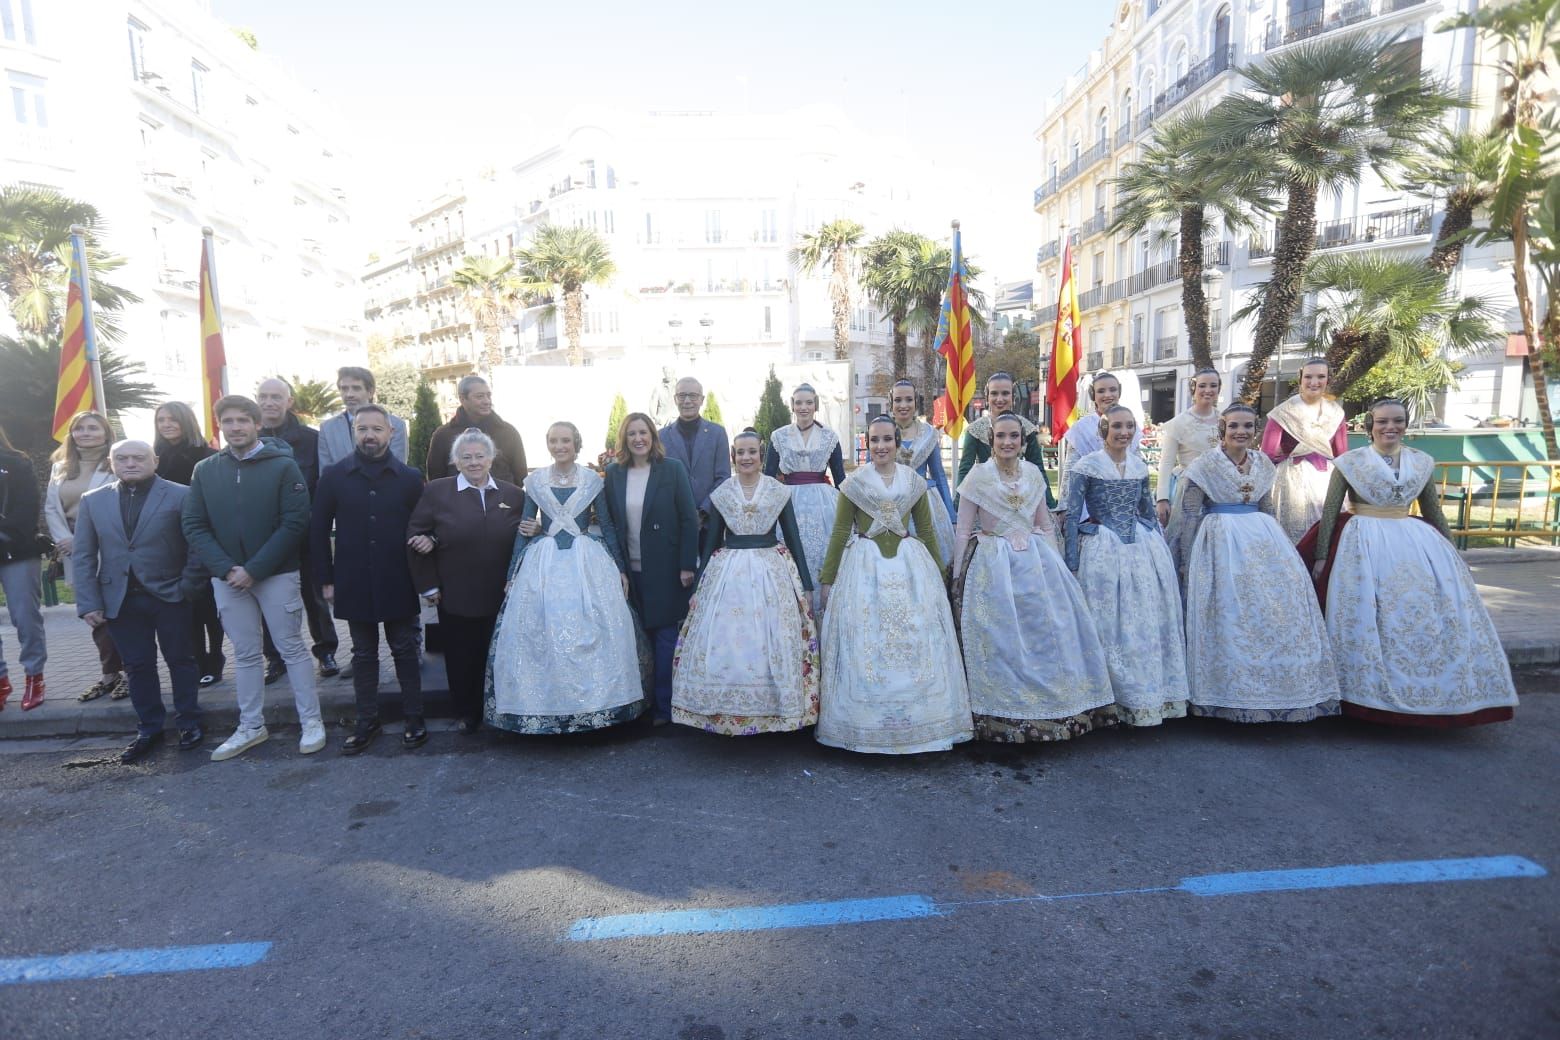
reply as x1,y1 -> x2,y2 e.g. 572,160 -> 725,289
1309,400 -> 1517,727
817,416 -> 972,754
1173,404 -> 1341,722
674,430 -> 819,734
889,379 -> 957,570
1063,406 -> 1189,726
1155,368 -> 1223,556
487,421 -> 645,734
1262,358 -> 1349,544
953,414 -> 1115,742
764,383 -> 845,618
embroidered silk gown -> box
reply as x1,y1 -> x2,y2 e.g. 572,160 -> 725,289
1312,447 -> 1517,727
1261,394 -> 1348,544
817,464 -> 972,754
896,420 -> 957,570
952,460 -> 1115,742
764,423 -> 846,618
1062,450 -> 1189,726
672,476 -> 820,735
487,466 -> 645,733
1174,449 -> 1341,722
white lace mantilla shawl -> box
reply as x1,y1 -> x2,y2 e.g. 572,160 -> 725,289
522,465 -> 604,537
1184,449 -> 1276,504
963,413 -> 1038,446
956,459 -> 1047,549
895,420 -> 941,469
770,424 -> 840,474
1267,394 -> 1346,460
1071,449 -> 1150,482
1333,446 -> 1434,507
840,463 -> 925,538
710,475 -> 791,533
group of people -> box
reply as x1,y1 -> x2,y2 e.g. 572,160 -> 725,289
0,358 -> 1518,764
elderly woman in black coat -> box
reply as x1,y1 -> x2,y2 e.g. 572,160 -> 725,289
603,412 -> 699,725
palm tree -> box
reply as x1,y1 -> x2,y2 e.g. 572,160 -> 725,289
288,377 -> 341,424
790,219 -> 865,360
451,254 -> 523,376
1110,108 -> 1276,371
901,236 -> 986,396
1298,253 -> 1501,401
0,185 -> 139,342
1208,33 -> 1457,404
1438,0 -> 1560,457
859,229 -> 923,380
512,225 -> 616,367
1395,125 -> 1504,275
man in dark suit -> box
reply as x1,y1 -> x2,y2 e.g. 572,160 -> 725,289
73,440 -> 204,762
658,376 -> 730,525
311,405 -> 427,753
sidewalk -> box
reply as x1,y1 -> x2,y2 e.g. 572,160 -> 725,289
4,548 -> 1558,739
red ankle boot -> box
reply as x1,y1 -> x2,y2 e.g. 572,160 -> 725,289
0,674 -> 11,710
21,674 -> 44,711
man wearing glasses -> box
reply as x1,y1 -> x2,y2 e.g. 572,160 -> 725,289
658,377 -> 729,528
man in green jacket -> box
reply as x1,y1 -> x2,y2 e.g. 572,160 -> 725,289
182,394 -> 325,761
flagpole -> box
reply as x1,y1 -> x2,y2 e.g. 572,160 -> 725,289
948,219 -> 961,484
1054,220 -> 1070,500
68,225 -> 107,415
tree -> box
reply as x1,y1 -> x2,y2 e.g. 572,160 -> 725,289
975,325 -> 1042,388
1395,125 -> 1504,275
373,362 -> 421,420
289,377 -> 340,424
1338,351 -> 1465,427
860,230 -> 923,378
900,237 -> 986,396
1109,107 -> 1275,370
790,219 -> 866,360
407,381 -> 441,476
1208,34 -> 1456,404
701,390 -> 724,425
0,185 -> 139,343
512,225 -> 616,367
752,367 -> 792,446
452,254 -> 524,375
1439,0 -> 1560,457
603,392 -> 627,452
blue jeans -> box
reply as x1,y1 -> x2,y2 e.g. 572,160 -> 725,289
0,558 -> 45,677
105,590 -> 201,736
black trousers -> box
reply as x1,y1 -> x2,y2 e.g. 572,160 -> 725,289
438,608 -> 497,724
105,591 -> 200,736
347,617 -> 423,720
190,586 -> 225,675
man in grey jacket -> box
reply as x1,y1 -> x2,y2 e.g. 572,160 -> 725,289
659,376 -> 730,524
317,366 -> 408,472
74,440 -> 204,763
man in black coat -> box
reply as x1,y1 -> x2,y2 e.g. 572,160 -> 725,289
311,405 -> 427,753
257,376 -> 340,679
425,375 -> 528,484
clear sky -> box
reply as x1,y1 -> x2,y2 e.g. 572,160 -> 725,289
211,0 -> 1114,285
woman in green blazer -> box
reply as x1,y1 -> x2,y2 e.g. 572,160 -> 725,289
603,412 -> 700,724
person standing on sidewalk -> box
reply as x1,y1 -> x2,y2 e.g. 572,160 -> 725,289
311,405 -> 427,753
658,377 -> 729,540
73,440 -> 206,763
182,395 -> 325,760
317,366 -> 408,472
153,401 -> 223,688
424,374 -> 529,484
0,424 -> 47,712
257,377 -> 340,680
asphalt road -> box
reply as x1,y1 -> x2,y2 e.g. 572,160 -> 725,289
3,672 -> 1557,1040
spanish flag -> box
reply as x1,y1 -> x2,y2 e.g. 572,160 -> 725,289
198,230 -> 228,448
934,222 -> 975,441
52,232 -> 99,442
1045,239 -> 1082,442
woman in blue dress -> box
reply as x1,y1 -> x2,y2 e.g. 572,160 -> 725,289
889,379 -> 956,571
487,421 -> 645,733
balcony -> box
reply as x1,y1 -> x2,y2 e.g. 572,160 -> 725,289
413,234 -> 464,259
1087,351 -> 1105,371
1077,208 -> 1112,241
1260,0 -> 1428,52
1145,47 -> 1236,127
1114,124 -> 1132,150
1155,336 -> 1179,361
1249,206 -> 1432,259
1131,339 -> 1146,365
1035,230 -> 1080,267
1111,344 -> 1127,367
1034,139 -> 1112,205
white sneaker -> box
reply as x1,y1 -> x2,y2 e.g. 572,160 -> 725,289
299,720 -> 327,755
211,725 -> 269,762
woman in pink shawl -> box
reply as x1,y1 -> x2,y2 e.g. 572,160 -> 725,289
1261,358 -> 1348,543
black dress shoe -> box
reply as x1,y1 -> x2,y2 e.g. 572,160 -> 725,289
341,719 -> 381,755
178,726 -> 204,750
263,659 -> 285,686
318,653 -> 340,678
402,715 -> 428,749
120,732 -> 164,764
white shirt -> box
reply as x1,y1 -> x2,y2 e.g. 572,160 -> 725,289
625,465 -> 650,571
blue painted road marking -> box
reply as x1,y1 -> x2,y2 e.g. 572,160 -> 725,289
568,895 -> 942,941
565,855 -> 1547,942
0,942 -> 272,986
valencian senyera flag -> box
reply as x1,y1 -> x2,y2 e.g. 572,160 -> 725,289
198,232 -> 228,448
1046,238 -> 1083,442
52,233 -> 100,442
934,222 -> 975,442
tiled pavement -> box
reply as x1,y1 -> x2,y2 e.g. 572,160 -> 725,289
3,547 -> 1558,738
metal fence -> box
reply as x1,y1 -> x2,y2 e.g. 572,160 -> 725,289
1433,460 -> 1560,547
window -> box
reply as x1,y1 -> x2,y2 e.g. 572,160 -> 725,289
1212,5 -> 1232,57
7,71 -> 46,127
704,209 -> 723,244
127,18 -> 147,79
758,208 -> 778,243
1096,108 -> 1109,147
805,349 -> 827,362
763,305 -> 772,336
190,60 -> 207,113
1119,89 -> 1132,130
1139,236 -> 1150,272
3,0 -> 36,45
1091,251 -> 1104,286
1070,137 -> 1081,164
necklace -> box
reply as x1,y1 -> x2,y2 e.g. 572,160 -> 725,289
552,464 -> 579,487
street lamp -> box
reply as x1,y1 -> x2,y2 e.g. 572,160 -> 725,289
698,313 -> 713,356
669,315 -> 684,355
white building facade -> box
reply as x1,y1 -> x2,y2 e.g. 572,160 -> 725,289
1032,0 -> 1530,425
2,0 -> 361,414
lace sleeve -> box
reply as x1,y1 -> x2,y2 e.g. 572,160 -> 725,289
951,496 -> 978,580
1173,481 -> 1208,593
1418,478 -> 1453,543
1062,471 -> 1087,572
